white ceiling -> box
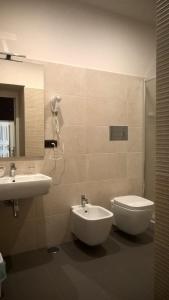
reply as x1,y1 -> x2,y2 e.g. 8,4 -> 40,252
80,0 -> 155,24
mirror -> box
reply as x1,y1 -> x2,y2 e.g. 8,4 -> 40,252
0,60 -> 44,158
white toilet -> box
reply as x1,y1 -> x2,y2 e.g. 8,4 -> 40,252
110,195 -> 154,235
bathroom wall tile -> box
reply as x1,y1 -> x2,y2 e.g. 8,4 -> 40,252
0,198 -> 36,238
0,202 -> 13,223
17,199 -> 37,221
6,219 -> 37,255
45,63 -> 86,97
61,126 -> 87,154
34,159 -> 45,173
45,119 -> 53,140
87,154 -> 110,181
85,69 -> 127,99
128,127 -> 143,152
110,178 -> 129,197
36,213 -> 71,249
127,153 -> 143,179
87,153 -> 127,181
38,153 -> 67,186
60,96 -> 86,126
127,78 -> 144,127
107,153 -> 127,180
40,154 -> 87,185
1,160 -> 37,176
61,65 -> 87,97
86,126 -> 127,153
83,178 -> 129,209
36,183 -> 85,217
62,155 -> 88,184
44,63 -> 65,95
127,99 -> 144,127
0,226 -> 11,256
127,179 -> 144,196
126,76 -> 144,103
0,204 -> 15,236
86,98 -> 127,126
19,161 -> 37,174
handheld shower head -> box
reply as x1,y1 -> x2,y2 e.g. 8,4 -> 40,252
51,96 -> 62,113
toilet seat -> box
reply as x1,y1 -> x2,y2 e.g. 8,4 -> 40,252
113,195 -> 154,211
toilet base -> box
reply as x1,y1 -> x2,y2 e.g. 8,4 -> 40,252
113,205 -> 153,235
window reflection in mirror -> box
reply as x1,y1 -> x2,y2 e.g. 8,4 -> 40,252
0,84 -> 25,158
0,97 -> 15,157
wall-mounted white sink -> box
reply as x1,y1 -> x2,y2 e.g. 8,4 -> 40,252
0,173 -> 52,201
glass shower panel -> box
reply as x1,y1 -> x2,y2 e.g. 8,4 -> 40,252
144,78 -> 156,202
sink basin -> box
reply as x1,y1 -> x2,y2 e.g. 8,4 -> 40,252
0,173 -> 52,201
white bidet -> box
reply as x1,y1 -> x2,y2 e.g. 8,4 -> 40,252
71,204 -> 113,246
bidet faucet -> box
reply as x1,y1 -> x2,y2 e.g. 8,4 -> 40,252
81,194 -> 88,208
10,162 -> 16,179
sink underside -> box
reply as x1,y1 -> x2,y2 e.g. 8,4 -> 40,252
0,174 -> 52,201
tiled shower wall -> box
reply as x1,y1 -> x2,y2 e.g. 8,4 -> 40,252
0,62 -> 144,255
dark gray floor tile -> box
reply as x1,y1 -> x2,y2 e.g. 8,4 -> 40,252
2,229 -> 154,300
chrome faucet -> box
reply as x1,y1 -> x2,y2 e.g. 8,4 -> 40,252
81,194 -> 88,208
10,163 -> 16,179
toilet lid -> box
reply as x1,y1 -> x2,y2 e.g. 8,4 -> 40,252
113,195 -> 154,210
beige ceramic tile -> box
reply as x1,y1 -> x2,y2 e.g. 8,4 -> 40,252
34,159 -> 44,173
36,182 -> 84,217
126,77 -> 144,103
127,153 -> 143,179
127,99 -> 144,127
45,63 -> 86,97
44,62 -> 64,95
40,152 -> 65,184
83,178 -> 129,209
61,126 -> 86,154
110,153 -> 127,179
60,96 -> 86,126
17,199 -> 37,221
128,127 -> 143,152
0,205 -> 14,225
85,69 -> 127,99
87,153 -> 127,181
62,155 -> 88,184
127,78 -> 144,127
126,77 -> 144,126
0,160 -> 37,176
44,121 -> 54,139
8,219 -> 37,255
36,213 -> 72,248
40,154 -> 87,185
86,126 -> 127,153
127,179 -> 144,196
86,98 -> 127,126
61,65 -> 86,97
